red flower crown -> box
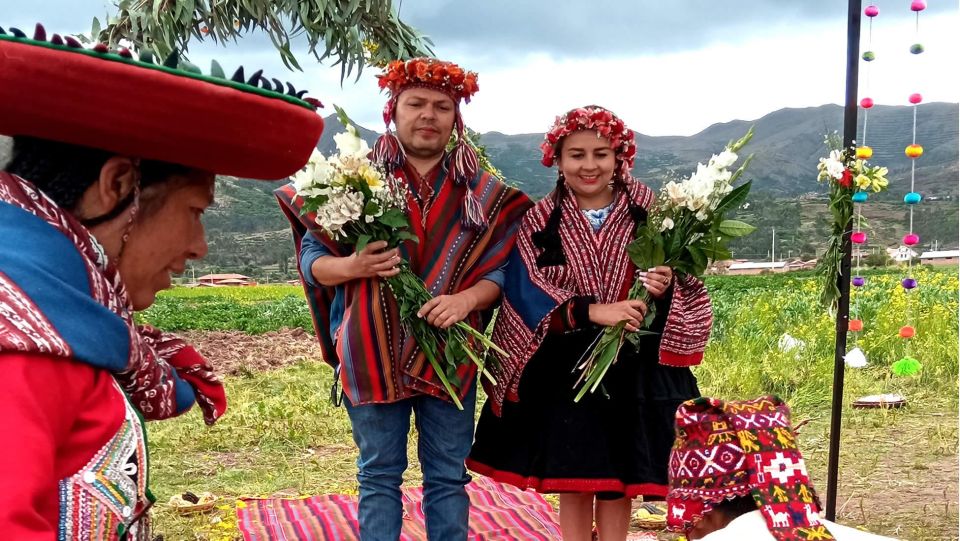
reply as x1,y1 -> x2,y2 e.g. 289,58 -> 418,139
539,106 -> 637,179
376,57 -> 479,104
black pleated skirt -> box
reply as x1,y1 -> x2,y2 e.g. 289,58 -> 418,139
468,327 -> 699,499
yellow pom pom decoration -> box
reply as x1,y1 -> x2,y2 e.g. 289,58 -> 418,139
905,144 -> 923,159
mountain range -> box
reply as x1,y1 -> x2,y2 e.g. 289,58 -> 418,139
316,102 -> 958,199
1,103 -> 955,279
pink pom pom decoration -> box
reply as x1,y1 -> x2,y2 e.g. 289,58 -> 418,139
865,5 -> 879,16
852,232 -> 867,244
903,233 -> 920,246
911,0 -> 926,12
860,97 -> 874,109
909,93 -> 923,104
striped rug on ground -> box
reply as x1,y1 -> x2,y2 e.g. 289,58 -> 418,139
236,477 -> 563,540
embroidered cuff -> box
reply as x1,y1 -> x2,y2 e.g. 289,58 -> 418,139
570,296 -> 596,330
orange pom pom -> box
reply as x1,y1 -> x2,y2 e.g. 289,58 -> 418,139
849,319 -> 864,332
899,326 -> 916,339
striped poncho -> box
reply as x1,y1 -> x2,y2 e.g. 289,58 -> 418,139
486,179 -> 713,414
277,158 -> 531,405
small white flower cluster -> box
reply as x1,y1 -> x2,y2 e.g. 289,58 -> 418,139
658,149 -> 739,231
817,149 -> 846,182
816,146 -> 889,192
315,190 -> 366,236
292,126 -> 406,238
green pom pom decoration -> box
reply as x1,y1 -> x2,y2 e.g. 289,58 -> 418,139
892,356 -> 922,376
862,51 -> 876,61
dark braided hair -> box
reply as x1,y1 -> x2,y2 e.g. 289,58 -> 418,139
532,161 -> 647,269
531,173 -> 568,267
611,160 -> 649,225
5,136 -> 196,222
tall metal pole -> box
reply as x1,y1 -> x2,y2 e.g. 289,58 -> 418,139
825,0 -> 862,521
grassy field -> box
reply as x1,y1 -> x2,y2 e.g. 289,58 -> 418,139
141,268 -> 959,540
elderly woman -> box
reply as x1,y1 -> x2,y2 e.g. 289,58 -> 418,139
0,24 -> 323,540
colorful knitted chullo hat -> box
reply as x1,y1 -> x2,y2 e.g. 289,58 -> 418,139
373,57 -> 487,230
0,23 -> 324,180
667,395 -> 836,541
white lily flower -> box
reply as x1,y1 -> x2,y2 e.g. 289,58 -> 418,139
333,128 -> 371,158
665,181 -> 687,206
709,150 -> 738,169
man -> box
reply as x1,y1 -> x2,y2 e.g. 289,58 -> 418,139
666,395 -> 897,540
276,58 -> 531,540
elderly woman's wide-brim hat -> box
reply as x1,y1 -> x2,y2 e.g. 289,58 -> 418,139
0,24 -> 324,180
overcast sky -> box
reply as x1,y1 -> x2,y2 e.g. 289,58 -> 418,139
5,1 -> 958,136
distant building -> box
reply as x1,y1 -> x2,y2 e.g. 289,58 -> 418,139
785,259 -> 818,271
707,259 -> 736,274
196,273 -> 257,286
727,261 -> 788,275
918,250 -> 959,266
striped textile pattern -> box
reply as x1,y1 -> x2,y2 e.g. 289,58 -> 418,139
276,162 -> 531,406
487,179 -> 713,414
236,477 -> 562,540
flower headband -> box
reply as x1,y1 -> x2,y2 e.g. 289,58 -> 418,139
539,106 -> 637,180
376,57 -> 479,105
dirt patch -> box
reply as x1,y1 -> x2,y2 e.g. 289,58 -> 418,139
828,409 -> 960,540
180,328 -> 321,375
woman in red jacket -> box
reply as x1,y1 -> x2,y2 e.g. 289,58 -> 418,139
0,24 -> 324,539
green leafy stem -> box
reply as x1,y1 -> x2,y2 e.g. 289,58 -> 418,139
383,266 -> 504,410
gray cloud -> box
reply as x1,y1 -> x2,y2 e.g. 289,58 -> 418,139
401,0 -> 955,60
10,0 -> 954,61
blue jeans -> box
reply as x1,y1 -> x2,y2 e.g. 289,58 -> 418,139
344,383 -> 476,541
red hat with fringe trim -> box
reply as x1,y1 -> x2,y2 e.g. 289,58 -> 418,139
0,24 -> 324,180
666,395 -> 836,541
371,57 -> 487,231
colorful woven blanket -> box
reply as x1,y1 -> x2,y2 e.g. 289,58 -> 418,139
236,478 -> 561,540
